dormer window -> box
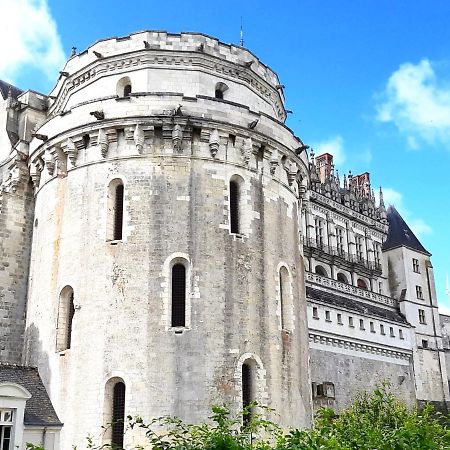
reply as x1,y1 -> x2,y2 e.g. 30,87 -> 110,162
215,82 -> 229,100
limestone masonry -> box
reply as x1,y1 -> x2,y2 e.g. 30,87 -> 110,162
0,30 -> 449,450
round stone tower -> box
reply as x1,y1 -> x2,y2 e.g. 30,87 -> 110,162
24,31 -> 312,448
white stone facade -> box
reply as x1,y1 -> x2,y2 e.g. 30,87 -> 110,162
0,29 -> 449,450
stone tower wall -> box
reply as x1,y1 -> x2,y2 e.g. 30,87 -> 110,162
24,32 -> 312,448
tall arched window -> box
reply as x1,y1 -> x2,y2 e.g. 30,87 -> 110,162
171,263 -> 186,327
104,378 -> 126,448
56,286 -> 75,352
242,361 -> 254,426
112,382 -> 126,448
229,176 -> 244,234
107,179 -> 124,241
279,266 -> 292,331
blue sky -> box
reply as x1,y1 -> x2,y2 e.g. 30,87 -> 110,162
2,0 -> 450,309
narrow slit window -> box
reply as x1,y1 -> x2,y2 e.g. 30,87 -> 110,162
66,292 -> 75,349
114,184 -> 124,240
107,179 -> 125,242
229,180 -> 240,234
171,264 -> 186,327
112,382 -> 126,448
56,286 -> 75,352
279,266 -> 292,330
242,362 -> 253,426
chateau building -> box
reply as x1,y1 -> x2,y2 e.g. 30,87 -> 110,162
0,30 -> 449,449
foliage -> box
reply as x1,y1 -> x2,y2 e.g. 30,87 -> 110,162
27,387 -> 450,449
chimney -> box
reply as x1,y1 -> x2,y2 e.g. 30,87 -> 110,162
315,153 -> 333,183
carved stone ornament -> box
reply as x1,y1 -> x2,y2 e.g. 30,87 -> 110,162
209,129 -> 220,158
269,150 -> 279,175
44,148 -> 55,175
172,124 -> 183,152
134,124 -> 144,154
64,137 -> 78,167
98,128 -> 109,158
285,161 -> 298,186
2,161 -> 28,193
242,137 -> 252,165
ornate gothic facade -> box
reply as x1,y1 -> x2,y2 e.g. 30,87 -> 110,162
0,30 -> 449,450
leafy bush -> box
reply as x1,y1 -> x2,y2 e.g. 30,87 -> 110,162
27,387 -> 450,449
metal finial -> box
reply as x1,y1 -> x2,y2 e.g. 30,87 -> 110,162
71,46 -> 77,57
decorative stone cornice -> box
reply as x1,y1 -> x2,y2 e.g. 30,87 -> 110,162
50,50 -> 285,120
309,332 -> 411,362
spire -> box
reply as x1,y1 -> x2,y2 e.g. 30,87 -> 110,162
379,186 -> 385,208
383,206 -> 430,255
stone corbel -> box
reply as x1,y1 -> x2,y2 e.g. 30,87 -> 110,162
134,124 -> 144,154
124,126 -> 135,142
62,137 -> 78,168
2,160 -> 28,193
172,124 -> 183,153
209,129 -> 220,158
43,148 -> 55,175
98,128 -> 109,158
241,137 -> 252,165
269,150 -> 279,175
29,162 -> 41,192
284,160 -> 298,186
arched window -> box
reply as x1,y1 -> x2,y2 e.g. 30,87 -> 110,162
112,382 -> 126,448
357,278 -> 368,290
229,176 -> 244,234
171,263 -> 186,327
279,266 -> 292,331
116,76 -> 132,97
215,82 -> 229,99
107,179 -> 124,241
315,265 -> 328,277
104,378 -> 126,448
242,361 -> 254,426
337,272 -> 348,284
123,84 -> 132,97
56,286 -> 75,352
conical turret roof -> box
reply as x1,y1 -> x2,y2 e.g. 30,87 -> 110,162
383,205 -> 430,255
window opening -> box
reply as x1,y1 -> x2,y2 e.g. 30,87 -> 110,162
370,321 -> 375,332
325,310 -> 331,322
229,180 -> 240,234
279,266 -> 291,330
242,362 -> 253,426
337,313 -> 343,324
357,278 -> 368,290
312,307 -> 319,319
413,258 -> 420,273
314,219 -> 325,247
380,324 -> 385,335
114,184 -> 124,240
112,382 -> 126,448
422,339 -> 429,349
419,309 -> 426,324
67,291 -> 75,349
349,316 -> 354,327
315,266 -> 327,277
171,264 -> 186,327
336,227 -> 345,255
416,285 -> 423,299
123,84 -> 132,97
337,272 -> 348,284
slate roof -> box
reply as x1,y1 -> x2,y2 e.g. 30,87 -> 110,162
383,205 -> 430,255
306,286 -> 408,324
0,365 -> 62,427
0,80 -> 23,100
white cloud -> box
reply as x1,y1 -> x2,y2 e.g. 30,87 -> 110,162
377,59 -> 450,148
0,0 -> 65,84
375,187 -> 432,239
312,135 -> 346,166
